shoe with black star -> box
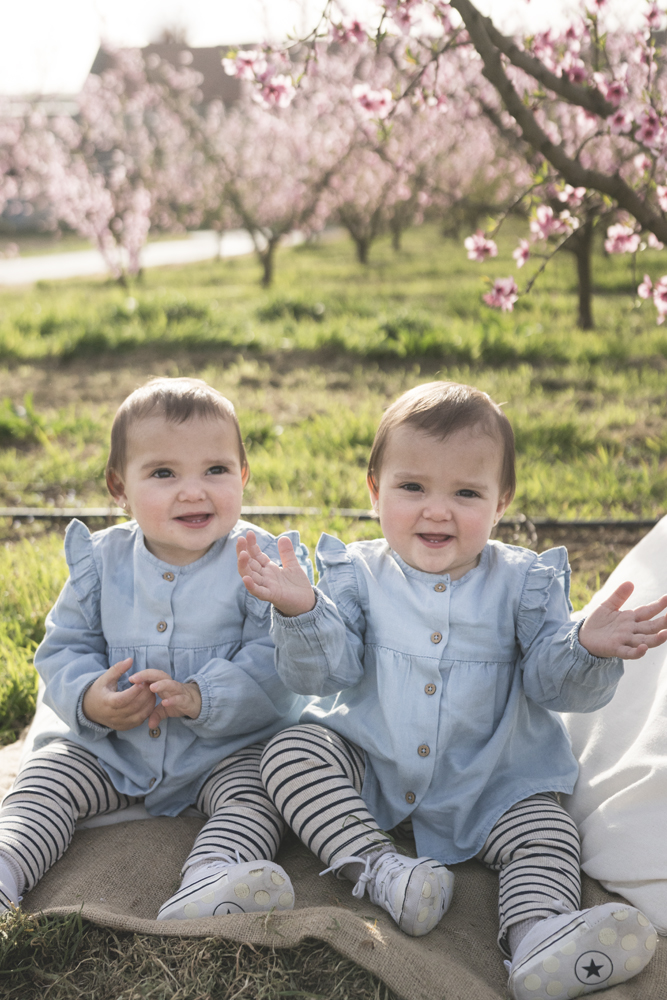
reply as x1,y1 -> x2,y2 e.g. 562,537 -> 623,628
507,901 -> 658,999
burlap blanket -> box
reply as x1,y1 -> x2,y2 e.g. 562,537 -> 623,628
0,736 -> 663,1000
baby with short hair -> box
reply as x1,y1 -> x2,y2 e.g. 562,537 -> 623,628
238,381 -> 667,999
0,376 -> 310,921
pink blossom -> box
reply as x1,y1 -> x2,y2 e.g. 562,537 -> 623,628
223,50 -> 267,81
254,75 -> 296,110
483,277 -> 519,312
558,185 -> 586,208
609,109 -> 633,134
603,79 -> 628,107
638,274 -> 653,298
384,0 -> 420,33
352,84 -> 393,119
653,277 -> 667,324
331,18 -> 367,44
529,204 -> 576,241
648,232 -> 664,250
464,230 -> 498,262
512,239 -> 530,268
604,223 -> 640,253
637,108 -> 663,149
645,2 -> 663,29
634,153 -> 652,173
560,53 -> 587,85
657,185 -> 667,211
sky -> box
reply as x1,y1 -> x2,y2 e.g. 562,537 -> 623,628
0,0 -> 644,97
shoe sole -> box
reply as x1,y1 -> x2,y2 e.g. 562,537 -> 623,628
509,903 -> 658,999
157,862 -> 295,921
397,862 -> 455,937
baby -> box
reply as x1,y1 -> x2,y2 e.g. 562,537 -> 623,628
0,376 -> 310,921
238,381 -> 667,1000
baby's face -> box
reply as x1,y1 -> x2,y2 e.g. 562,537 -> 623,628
368,424 -> 508,579
114,414 -> 247,565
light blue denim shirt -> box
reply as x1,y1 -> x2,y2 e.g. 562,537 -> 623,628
271,534 -> 624,865
33,518 -> 311,816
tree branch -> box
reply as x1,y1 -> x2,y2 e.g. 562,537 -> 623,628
448,0 -> 615,117
448,0 -> 667,242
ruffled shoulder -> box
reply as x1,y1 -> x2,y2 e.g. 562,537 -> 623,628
63,518 -> 102,631
315,533 -> 361,624
516,545 -> 572,650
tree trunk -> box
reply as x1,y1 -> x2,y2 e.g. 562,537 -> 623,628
391,221 -> 402,251
569,220 -> 594,330
260,242 -> 277,288
354,236 -> 370,264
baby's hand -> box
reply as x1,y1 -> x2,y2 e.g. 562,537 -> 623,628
237,529 -> 316,617
82,657 -> 156,731
578,581 -> 667,659
129,670 -> 202,730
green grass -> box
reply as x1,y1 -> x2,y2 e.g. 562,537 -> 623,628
0,908 -> 398,999
0,222 -> 663,995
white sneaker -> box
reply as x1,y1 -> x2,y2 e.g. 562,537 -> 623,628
507,902 -> 658,999
322,851 -> 454,937
157,855 -> 295,922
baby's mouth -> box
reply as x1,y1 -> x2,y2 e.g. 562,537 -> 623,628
176,513 -> 213,526
418,533 -> 453,546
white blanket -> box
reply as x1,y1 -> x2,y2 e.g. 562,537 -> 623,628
564,515 -> 667,934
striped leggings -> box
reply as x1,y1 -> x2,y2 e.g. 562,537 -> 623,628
261,724 -> 581,952
0,739 -> 285,894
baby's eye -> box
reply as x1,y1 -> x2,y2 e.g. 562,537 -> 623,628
400,482 -> 423,493
151,468 -> 174,479
456,489 -> 480,498
206,465 -> 227,475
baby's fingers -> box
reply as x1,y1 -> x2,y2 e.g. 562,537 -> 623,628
631,594 -> 667,622
630,613 -> 667,636
619,629 -> 667,659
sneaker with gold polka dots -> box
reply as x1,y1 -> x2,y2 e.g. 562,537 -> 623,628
156,855 -> 295,921
507,902 -> 658,999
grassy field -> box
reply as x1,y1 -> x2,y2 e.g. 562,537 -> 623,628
0,222 -> 664,996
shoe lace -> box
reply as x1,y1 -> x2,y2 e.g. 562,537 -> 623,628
319,853 -> 376,899
320,851 -> 406,907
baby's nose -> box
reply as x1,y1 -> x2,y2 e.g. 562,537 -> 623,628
178,479 -> 206,500
423,496 -> 452,519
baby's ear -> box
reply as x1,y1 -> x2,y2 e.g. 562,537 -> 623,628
366,474 -> 379,513
494,491 -> 510,524
106,470 -> 126,503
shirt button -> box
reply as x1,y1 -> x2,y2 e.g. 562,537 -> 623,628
405,791 -> 416,804
430,632 -> 442,644
434,582 -> 446,592
156,621 -> 167,632
149,777 -> 156,787
149,727 -> 161,738
418,744 -> 430,757
424,683 -> 436,695
162,572 -> 175,582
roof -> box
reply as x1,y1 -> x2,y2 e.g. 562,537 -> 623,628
91,45 -> 242,107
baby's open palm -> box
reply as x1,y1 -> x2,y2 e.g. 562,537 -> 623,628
579,581 -> 667,659
237,530 -> 316,617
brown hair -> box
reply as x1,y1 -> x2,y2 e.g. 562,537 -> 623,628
106,377 -> 249,496
367,381 -> 516,502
